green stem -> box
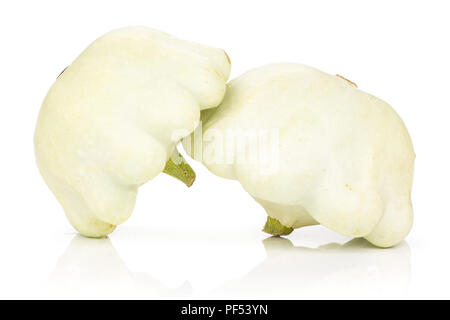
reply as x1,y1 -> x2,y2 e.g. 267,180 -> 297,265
163,148 -> 196,187
263,216 -> 293,236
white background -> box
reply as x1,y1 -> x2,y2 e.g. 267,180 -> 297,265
0,0 -> 449,299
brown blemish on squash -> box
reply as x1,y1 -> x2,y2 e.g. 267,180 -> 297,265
336,74 -> 357,88
57,66 -> 69,78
